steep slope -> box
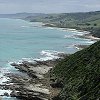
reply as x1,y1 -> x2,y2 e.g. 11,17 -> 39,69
51,41 -> 100,100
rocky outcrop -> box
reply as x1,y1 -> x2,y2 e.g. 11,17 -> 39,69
3,53 -> 66,99
3,61 -> 54,99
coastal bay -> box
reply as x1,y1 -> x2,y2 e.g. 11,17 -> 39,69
0,18 -> 97,100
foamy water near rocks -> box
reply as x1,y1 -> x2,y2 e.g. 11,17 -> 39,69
0,52 -> 66,99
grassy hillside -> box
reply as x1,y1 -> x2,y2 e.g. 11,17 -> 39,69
25,11 -> 100,38
51,41 -> 100,100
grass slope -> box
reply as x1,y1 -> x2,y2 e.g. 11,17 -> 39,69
25,11 -> 100,37
51,41 -> 100,100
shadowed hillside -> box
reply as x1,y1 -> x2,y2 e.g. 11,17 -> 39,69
51,41 -> 100,100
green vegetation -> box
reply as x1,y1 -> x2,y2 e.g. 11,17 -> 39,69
25,11 -> 100,37
51,41 -> 100,100
24,11 -> 100,99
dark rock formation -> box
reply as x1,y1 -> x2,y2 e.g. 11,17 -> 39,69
3,53 -> 66,99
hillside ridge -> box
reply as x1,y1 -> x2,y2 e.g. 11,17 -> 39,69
51,41 -> 100,100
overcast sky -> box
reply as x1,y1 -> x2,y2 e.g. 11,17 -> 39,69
0,0 -> 100,14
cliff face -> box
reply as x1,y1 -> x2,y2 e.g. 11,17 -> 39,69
52,41 -> 100,100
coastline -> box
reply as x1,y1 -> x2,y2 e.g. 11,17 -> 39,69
4,21 -> 98,99
28,21 -> 100,49
1,52 -> 67,100
74,33 -> 100,41
74,44 -> 89,50
38,22 -> 100,51
0,19 -> 86,99
0,20 -> 99,99
41,23 -> 100,41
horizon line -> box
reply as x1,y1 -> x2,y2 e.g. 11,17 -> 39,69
0,10 -> 100,14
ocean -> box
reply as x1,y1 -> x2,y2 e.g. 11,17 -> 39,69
0,18 -> 95,99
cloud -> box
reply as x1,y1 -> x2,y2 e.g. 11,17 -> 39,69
85,4 -> 100,8
0,0 -> 99,13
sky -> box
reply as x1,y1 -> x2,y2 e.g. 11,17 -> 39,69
0,0 -> 100,14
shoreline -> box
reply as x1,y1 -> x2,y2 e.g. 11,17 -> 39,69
0,52 -> 67,100
74,33 -> 100,41
28,21 -> 100,51
0,20 -> 99,99
39,22 -> 100,50
41,23 -> 100,41
74,44 -> 89,50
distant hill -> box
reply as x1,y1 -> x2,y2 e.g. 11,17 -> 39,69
25,11 -> 100,38
0,11 -> 100,37
51,40 -> 100,100
0,12 -> 44,19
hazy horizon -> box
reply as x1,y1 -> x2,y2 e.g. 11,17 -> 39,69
0,10 -> 100,15
0,0 -> 100,14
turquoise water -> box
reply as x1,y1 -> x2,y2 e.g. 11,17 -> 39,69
0,18 -> 95,99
